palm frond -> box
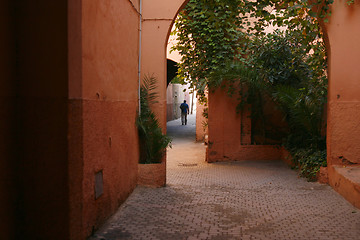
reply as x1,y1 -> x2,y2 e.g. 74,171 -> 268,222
142,74 -> 159,105
137,75 -> 172,164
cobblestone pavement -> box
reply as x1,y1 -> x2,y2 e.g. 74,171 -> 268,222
89,114 -> 360,240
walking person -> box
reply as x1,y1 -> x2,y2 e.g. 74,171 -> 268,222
180,100 -> 189,125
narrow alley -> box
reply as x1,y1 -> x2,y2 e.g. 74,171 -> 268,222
89,114 -> 360,240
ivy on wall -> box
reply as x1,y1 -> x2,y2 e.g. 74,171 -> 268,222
172,0 -> 243,102
172,0 -> 331,97
172,0 -> 332,180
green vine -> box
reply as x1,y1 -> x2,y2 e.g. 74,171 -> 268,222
173,0 -> 332,180
171,0 -> 242,103
173,0 -> 333,99
347,0 -> 355,5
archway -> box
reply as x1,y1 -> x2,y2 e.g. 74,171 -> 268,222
162,1 -> 326,164
140,0 -> 360,208
2,1 -> 359,239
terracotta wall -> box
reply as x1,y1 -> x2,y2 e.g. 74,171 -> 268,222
167,25 -> 182,63
69,0 -> 140,238
326,1 -> 360,166
141,0 -> 187,130
207,88 -> 282,162
324,1 -> 360,208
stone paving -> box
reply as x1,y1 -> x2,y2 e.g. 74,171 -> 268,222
89,114 -> 360,240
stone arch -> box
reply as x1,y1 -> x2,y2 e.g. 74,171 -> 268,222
140,0 -> 189,130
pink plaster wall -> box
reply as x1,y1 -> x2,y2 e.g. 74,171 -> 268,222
81,101 -> 138,236
326,1 -> 360,166
141,19 -> 170,129
328,165 -> 360,209
142,0 -> 186,130
324,1 -> 360,209
207,88 -> 240,161
167,25 -> 182,63
68,1 -> 140,239
207,88 -> 283,162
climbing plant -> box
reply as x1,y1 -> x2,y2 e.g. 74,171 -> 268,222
171,0 -> 243,102
173,0 -> 331,180
173,0 -> 332,96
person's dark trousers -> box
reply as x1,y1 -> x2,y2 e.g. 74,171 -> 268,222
181,113 -> 187,125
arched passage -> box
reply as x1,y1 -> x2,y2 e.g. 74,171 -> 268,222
140,0 -> 189,131
1,1 -> 359,239
141,0 -> 360,208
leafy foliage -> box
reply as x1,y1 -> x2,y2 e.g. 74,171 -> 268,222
248,32 -> 310,88
173,0 -> 331,91
172,0 -> 243,102
170,76 -> 184,85
137,75 -> 172,164
210,32 -> 327,180
173,0 -> 331,180
274,84 -> 326,150
291,149 -> 327,181
210,31 -> 327,146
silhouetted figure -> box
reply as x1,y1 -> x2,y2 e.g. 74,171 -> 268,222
180,100 -> 189,125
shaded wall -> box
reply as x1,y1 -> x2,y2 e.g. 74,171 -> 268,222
1,0 -> 141,239
12,1 -> 69,239
0,1 -> 16,239
69,0 -> 140,238
142,0 -> 187,129
207,88 -> 282,162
